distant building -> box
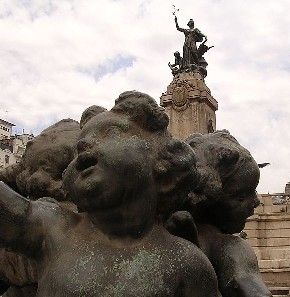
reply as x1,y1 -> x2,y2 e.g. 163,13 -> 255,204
0,118 -> 34,168
244,184 -> 290,292
0,119 -> 14,140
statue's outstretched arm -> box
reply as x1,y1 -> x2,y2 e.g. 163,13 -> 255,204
0,182 -> 41,256
174,16 -> 186,33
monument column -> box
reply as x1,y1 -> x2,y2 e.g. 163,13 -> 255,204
160,14 -> 218,140
160,71 -> 218,139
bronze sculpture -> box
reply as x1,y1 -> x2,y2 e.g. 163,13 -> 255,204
166,131 -> 272,297
170,15 -> 213,77
0,91 -> 220,296
0,8 -> 272,293
0,91 -> 272,297
174,16 -> 207,67
0,118 -> 81,297
168,51 -> 183,75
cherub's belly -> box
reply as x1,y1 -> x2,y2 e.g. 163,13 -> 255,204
36,248 -> 178,297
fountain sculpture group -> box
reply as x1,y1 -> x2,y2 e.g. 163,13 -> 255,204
0,14 -> 272,297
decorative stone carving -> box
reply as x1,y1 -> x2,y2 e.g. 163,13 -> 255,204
171,80 -> 191,111
160,72 -> 218,138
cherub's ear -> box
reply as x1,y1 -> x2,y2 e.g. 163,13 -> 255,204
217,146 -> 239,164
205,144 -> 240,176
185,133 -> 203,148
216,146 -> 239,177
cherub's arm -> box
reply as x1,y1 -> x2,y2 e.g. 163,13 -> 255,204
164,211 -> 200,247
176,241 -> 221,296
209,234 -> 272,297
0,182 -> 42,257
223,238 -> 272,297
187,252 -> 221,296
174,16 -> 187,33
0,164 -> 21,193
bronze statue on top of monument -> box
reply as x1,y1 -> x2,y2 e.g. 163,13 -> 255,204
161,8 -> 218,138
168,14 -> 213,77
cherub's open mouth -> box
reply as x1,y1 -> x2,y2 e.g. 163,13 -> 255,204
76,153 -> 98,172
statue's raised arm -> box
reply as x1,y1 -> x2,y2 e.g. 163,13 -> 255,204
174,15 -> 187,33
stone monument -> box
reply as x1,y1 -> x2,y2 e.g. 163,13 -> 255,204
160,12 -> 218,139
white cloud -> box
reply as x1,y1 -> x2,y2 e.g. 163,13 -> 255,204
0,0 -> 289,193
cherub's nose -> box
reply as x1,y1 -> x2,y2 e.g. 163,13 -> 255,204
77,139 -> 92,153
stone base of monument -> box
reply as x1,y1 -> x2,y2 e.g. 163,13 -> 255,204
269,286 -> 290,296
244,194 -> 290,291
160,71 -> 218,139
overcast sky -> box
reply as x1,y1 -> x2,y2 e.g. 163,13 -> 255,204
0,0 -> 289,193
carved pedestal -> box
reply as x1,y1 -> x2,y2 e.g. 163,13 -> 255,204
160,72 -> 218,139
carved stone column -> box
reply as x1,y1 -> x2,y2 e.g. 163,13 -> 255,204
160,72 -> 218,140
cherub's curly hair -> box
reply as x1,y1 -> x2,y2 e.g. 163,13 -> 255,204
185,130 -> 259,209
15,119 -> 80,200
80,105 -> 107,129
112,91 -> 198,217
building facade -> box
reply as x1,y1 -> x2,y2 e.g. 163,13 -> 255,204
0,118 -> 34,169
244,186 -> 290,294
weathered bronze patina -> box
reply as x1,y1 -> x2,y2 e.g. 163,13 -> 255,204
0,91 -> 220,297
170,16 -> 213,77
166,131 -> 272,297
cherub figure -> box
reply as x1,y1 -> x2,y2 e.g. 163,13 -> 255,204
168,51 -> 183,75
0,119 -> 81,297
0,107 -> 109,297
0,91 -> 220,296
166,130 -> 272,297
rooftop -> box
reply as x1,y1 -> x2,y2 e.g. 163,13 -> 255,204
0,118 -> 15,127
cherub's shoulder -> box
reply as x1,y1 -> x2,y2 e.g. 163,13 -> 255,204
163,232 -> 219,296
29,198 -> 78,227
161,230 -> 210,267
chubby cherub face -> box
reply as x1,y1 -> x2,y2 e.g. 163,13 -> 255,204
63,111 -> 156,212
215,158 -> 260,233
